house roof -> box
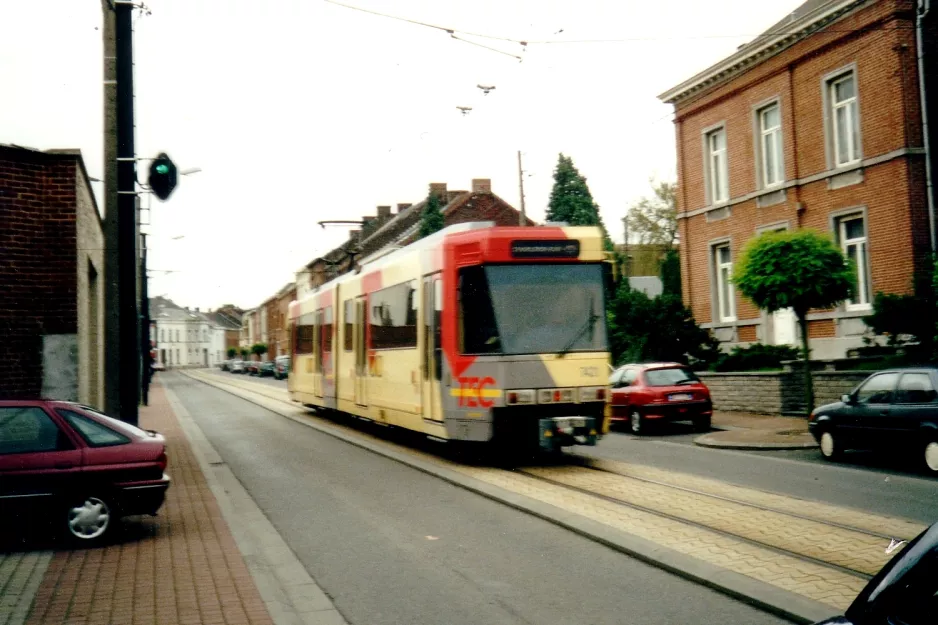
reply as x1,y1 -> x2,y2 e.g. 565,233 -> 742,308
658,0 -> 868,104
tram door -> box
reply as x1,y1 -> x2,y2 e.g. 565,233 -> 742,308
313,309 -> 324,398
354,296 -> 368,406
421,275 -> 444,422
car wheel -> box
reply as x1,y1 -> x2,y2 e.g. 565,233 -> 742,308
630,410 -> 644,435
693,415 -> 711,432
923,438 -> 938,475
65,495 -> 114,543
819,430 -> 842,461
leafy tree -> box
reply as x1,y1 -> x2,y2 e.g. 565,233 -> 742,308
239,347 -> 249,359
607,282 -> 719,367
734,230 -> 853,414
625,179 -> 678,248
251,343 -> 268,360
418,191 -> 445,239
660,248 -> 682,298
227,347 -> 237,358
546,153 -> 614,251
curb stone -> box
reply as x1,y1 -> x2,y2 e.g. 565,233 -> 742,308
184,371 -> 842,625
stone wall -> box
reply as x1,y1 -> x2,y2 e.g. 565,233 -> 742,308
697,370 -> 870,415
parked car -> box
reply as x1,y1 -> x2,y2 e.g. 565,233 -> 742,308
808,367 -> 938,474
810,520 -> 938,624
246,361 -> 260,375
230,360 -> 245,373
608,362 -> 713,434
0,400 -> 170,543
257,361 -> 275,377
274,355 -> 290,380
221,360 -> 231,371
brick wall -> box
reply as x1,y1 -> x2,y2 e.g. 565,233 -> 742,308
671,0 -> 930,357
698,370 -> 870,415
0,147 -> 82,398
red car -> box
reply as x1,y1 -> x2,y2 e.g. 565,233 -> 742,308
608,363 -> 713,434
0,400 -> 170,543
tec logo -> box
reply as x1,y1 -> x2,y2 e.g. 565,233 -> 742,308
456,376 -> 496,408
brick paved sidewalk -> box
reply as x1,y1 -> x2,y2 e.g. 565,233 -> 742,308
21,383 -> 274,625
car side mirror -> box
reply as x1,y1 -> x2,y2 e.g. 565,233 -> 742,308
842,394 -> 854,404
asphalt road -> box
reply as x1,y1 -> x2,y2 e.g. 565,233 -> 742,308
580,427 -> 938,525
199,368 -> 938,524
168,373 -> 788,625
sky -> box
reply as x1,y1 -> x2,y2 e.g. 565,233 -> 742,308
1,0 -> 807,311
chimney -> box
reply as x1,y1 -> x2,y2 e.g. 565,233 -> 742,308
349,229 -> 361,241
471,178 -> 492,194
446,190 -> 466,204
377,205 -> 391,219
397,203 -> 412,213
429,182 -> 447,200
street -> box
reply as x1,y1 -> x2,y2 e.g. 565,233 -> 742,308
205,368 -> 938,524
167,372 -> 789,625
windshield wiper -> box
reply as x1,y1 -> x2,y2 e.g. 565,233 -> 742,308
558,297 -> 601,357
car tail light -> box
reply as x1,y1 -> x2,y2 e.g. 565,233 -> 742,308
506,389 -> 535,405
157,450 -> 168,472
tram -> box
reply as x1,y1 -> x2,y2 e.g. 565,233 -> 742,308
287,222 -> 614,453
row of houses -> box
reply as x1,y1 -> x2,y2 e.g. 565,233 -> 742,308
148,297 -> 242,369
238,178 -> 531,359
660,0 -> 938,359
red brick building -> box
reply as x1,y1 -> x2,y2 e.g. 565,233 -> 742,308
297,178 -> 533,295
660,0 -> 938,358
0,145 -> 105,405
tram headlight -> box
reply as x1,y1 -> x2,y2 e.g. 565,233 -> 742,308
506,389 -> 535,405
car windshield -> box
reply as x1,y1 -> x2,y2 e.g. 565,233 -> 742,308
460,264 -> 609,355
644,368 -> 699,387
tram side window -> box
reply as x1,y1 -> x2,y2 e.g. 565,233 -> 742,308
459,266 -> 500,354
295,313 -> 315,354
322,306 -> 333,352
369,281 -> 418,349
343,300 -> 353,351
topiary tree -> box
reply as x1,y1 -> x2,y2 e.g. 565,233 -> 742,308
227,347 -> 238,359
418,191 -> 445,239
546,153 -> 615,251
734,230 -> 853,414
251,343 -> 268,360
239,347 -> 249,359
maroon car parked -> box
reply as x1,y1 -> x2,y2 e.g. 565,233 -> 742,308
609,363 -> 713,434
0,400 -> 170,543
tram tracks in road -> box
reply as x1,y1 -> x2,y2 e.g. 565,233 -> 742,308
514,460 -> 924,582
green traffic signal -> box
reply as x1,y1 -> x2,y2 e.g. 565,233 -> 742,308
156,164 -> 169,174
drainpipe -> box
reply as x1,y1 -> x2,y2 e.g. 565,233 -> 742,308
918,0 -> 936,252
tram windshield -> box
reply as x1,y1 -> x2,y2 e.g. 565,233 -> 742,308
459,264 -> 609,356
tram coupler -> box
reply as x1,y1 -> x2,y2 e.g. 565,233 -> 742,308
539,416 -> 598,452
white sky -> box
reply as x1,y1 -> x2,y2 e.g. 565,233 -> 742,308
1,0 -> 805,311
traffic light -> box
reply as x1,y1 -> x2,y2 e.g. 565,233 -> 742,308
148,152 -> 178,201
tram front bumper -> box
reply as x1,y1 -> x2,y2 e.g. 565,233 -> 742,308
539,416 -> 598,452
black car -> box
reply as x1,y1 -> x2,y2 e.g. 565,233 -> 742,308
812,520 -> 938,624
808,367 -> 938,474
274,355 -> 290,380
257,361 -> 275,377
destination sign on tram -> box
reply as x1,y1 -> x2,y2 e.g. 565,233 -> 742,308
510,240 -> 580,259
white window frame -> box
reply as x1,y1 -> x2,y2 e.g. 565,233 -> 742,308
703,124 -> 729,205
713,243 -> 737,323
836,213 -> 871,311
829,71 -> 860,167
757,102 -> 784,188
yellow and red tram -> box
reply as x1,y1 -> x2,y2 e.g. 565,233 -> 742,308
287,222 -> 614,452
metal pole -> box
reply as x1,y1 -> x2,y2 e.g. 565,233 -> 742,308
517,150 -> 527,226
117,0 -> 139,424
917,0 -> 936,252
102,0 -> 121,419
140,233 -> 150,406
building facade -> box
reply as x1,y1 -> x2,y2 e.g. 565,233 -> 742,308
0,145 -> 105,406
151,297 -> 225,368
660,0 -> 937,358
